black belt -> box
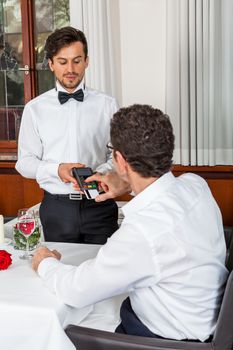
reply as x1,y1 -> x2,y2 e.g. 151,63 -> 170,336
44,191 -> 85,200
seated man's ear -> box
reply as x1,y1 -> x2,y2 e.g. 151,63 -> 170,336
114,151 -> 128,177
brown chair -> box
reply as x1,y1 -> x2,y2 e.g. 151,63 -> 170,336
65,229 -> 233,350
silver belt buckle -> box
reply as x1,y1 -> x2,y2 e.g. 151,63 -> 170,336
69,193 -> 82,200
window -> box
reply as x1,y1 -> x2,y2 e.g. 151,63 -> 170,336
0,0 -> 70,159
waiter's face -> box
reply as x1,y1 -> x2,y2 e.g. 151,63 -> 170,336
48,41 -> 89,92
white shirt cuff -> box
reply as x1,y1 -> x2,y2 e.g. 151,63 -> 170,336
38,257 -> 60,278
36,162 -> 60,183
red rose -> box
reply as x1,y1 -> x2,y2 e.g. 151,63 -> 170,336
0,250 -> 12,270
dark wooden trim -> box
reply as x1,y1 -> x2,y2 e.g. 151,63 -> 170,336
21,0 -> 31,103
188,172 -> 233,179
28,0 -> 37,98
0,168 -> 18,174
21,0 -> 35,103
173,165 -> 233,173
172,165 -> 233,180
0,161 -> 17,173
21,0 -> 36,103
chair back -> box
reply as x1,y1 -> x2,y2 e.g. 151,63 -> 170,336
65,325 -> 212,350
212,232 -> 233,350
225,227 -> 233,272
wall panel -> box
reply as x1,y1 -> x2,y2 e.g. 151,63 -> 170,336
0,163 -> 232,226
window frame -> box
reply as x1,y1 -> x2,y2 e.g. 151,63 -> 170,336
0,0 -> 36,157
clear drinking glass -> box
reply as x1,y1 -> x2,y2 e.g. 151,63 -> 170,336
17,209 -> 36,260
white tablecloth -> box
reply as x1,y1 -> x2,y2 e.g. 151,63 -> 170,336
0,242 -> 126,350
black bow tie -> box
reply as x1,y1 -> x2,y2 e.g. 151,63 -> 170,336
58,89 -> 84,104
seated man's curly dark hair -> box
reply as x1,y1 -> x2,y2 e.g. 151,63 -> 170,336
110,104 -> 175,178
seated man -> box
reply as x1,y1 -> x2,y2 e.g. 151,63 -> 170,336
32,104 -> 228,341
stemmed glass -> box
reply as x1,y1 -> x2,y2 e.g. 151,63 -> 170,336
17,209 -> 36,260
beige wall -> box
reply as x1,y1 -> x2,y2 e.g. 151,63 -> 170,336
119,0 -> 166,109
70,0 -> 166,109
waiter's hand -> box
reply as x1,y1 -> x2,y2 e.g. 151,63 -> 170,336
32,246 -> 61,272
58,163 -> 85,186
86,172 -> 131,202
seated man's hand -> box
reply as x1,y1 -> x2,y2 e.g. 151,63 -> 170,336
86,172 -> 131,202
32,246 -> 61,272
58,163 -> 85,185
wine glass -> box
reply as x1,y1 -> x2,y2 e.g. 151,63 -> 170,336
17,209 -> 36,260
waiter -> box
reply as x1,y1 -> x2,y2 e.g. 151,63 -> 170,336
16,26 -> 118,244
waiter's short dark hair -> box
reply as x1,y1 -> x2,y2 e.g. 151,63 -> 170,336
110,104 -> 175,178
45,26 -> 88,61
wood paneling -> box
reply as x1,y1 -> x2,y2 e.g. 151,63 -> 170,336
206,179 -> 233,226
0,163 -> 232,226
0,172 -> 43,216
117,165 -> 233,226
172,165 -> 233,227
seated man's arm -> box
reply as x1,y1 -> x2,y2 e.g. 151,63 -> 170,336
32,226 -> 157,309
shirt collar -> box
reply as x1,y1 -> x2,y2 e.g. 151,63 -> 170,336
122,171 -> 176,217
56,79 -> 85,93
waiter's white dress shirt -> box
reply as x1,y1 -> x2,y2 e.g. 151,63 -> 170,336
38,172 -> 228,341
16,81 -> 118,194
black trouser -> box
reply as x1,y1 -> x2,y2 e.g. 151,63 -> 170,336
115,298 -> 162,338
39,192 -> 118,244
116,297 -> 202,342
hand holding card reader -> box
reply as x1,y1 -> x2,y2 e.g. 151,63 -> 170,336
72,167 -> 99,200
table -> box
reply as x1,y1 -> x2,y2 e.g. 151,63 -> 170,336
0,242 -> 125,350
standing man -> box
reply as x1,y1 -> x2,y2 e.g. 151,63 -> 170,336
16,27 -> 118,244
32,104 -> 227,341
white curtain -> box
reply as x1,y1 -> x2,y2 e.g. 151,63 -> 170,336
69,0 -> 122,104
166,0 -> 233,165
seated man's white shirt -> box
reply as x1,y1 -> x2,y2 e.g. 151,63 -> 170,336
38,172 -> 228,341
